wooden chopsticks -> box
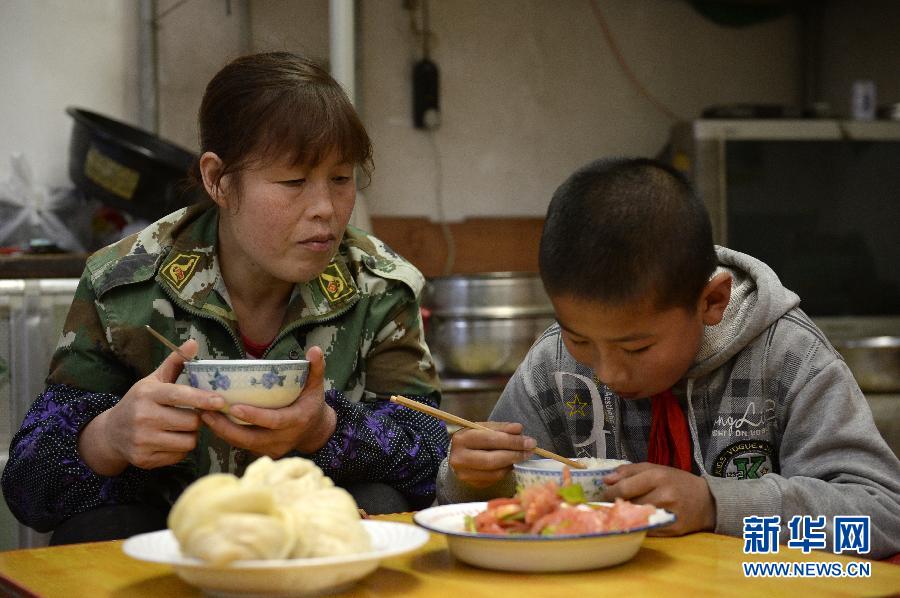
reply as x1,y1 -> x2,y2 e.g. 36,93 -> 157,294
144,325 -> 197,362
389,395 -> 586,469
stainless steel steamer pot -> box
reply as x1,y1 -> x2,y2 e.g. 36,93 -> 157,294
423,273 -> 555,376
439,376 -> 510,426
833,336 -> 900,393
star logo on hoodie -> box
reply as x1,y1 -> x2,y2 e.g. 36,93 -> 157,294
566,394 -> 588,417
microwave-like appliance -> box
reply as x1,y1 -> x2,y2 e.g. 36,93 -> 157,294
669,119 -> 900,337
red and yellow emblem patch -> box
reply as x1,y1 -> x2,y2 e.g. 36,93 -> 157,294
317,262 -> 354,304
162,253 -> 201,290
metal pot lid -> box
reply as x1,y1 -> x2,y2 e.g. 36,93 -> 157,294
833,336 -> 900,349
428,305 -> 556,318
440,375 -> 511,393
427,271 -> 541,282
423,272 -> 553,315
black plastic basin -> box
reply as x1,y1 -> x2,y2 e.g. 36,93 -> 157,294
66,107 -> 200,222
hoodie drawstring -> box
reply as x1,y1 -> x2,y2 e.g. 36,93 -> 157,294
684,378 -> 708,476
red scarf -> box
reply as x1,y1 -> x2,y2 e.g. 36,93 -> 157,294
647,389 -> 692,471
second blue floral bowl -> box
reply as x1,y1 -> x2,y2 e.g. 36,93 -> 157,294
184,359 -> 309,424
513,458 -> 630,501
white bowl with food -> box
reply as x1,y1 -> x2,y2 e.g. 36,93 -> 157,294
184,359 -> 309,424
514,457 -> 630,501
123,520 -> 427,597
414,501 -> 674,573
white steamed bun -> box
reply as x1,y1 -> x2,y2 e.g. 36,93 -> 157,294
168,456 -> 370,564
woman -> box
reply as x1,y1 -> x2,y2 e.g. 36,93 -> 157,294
1,52 -> 448,543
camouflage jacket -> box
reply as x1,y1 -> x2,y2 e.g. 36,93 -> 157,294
2,205 -> 449,531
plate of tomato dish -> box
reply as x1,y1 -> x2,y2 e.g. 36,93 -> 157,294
415,473 -> 675,572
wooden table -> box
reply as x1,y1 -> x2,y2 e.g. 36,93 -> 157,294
0,513 -> 897,597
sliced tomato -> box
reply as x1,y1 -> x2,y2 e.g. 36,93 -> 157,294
606,498 -> 655,530
485,497 -> 520,510
519,481 -> 563,524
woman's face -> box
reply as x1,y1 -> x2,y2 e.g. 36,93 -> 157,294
213,150 -> 356,284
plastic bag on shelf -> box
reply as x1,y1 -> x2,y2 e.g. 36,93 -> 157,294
0,154 -> 92,252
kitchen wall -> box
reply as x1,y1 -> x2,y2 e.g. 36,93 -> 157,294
0,0 -> 248,189
249,0 -> 803,220
156,0 -> 251,147
0,0 -> 139,188
244,0 -> 805,274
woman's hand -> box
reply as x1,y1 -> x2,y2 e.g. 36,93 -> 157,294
199,346 -> 337,458
78,339 -> 225,476
447,422 -> 536,487
602,462 -> 716,536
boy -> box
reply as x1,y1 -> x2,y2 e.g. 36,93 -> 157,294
437,157 -> 900,558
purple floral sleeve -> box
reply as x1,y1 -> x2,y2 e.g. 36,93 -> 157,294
1,385 -> 151,532
309,391 -> 450,509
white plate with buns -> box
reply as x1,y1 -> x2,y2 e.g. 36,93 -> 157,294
124,520 -> 427,597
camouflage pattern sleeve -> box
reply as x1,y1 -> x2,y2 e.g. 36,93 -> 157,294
46,270 -> 135,394
308,391 -> 449,509
362,282 -> 441,399
0,385 -> 151,532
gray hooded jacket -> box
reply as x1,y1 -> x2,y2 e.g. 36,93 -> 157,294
437,247 -> 900,558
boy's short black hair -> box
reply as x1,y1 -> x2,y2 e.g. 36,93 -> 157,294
539,157 -> 717,310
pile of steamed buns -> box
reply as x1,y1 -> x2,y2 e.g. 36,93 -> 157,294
168,456 -> 371,565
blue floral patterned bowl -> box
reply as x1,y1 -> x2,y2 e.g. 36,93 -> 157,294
513,458 -> 630,501
184,359 -> 310,425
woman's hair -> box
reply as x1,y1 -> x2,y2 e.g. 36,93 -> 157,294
195,51 -> 372,196
539,157 -> 717,311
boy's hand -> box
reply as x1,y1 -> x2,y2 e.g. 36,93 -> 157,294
602,462 -> 716,536
448,422 -> 536,487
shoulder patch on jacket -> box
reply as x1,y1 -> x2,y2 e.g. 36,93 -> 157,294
343,226 -> 425,297
317,260 -> 356,304
161,252 -> 202,290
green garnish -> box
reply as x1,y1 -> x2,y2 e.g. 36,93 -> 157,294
500,510 -> 525,521
558,483 -> 586,504
464,514 -> 476,532
540,526 -> 557,536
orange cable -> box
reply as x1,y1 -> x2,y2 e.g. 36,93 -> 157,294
589,0 -> 684,122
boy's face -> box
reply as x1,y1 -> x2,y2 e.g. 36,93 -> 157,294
551,275 -> 730,399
